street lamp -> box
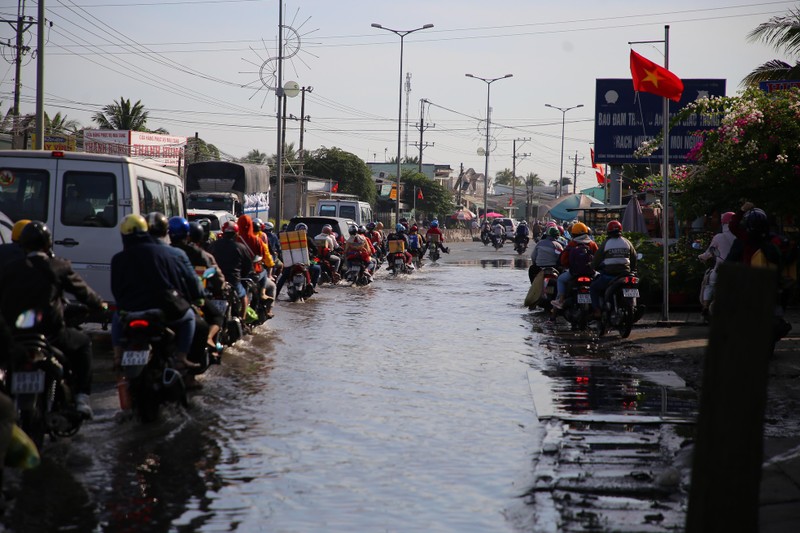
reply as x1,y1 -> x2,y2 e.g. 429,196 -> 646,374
466,73 -> 513,223
372,22 -> 434,226
545,103 -> 583,198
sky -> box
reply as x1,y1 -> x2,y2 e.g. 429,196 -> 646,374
0,0 -> 794,192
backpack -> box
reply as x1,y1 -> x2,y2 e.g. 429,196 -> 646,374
568,243 -> 595,277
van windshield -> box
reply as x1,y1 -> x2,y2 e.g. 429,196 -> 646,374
339,206 -> 356,219
319,205 -> 337,217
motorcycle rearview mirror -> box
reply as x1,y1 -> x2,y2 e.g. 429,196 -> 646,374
253,255 -> 263,263
15,309 -> 40,330
691,242 -> 703,250
636,253 -> 643,260
203,267 -> 217,279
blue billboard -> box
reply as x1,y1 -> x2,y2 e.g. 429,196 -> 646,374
593,78 -> 726,165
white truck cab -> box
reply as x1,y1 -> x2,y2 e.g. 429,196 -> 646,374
0,150 -> 185,304
316,199 -> 373,226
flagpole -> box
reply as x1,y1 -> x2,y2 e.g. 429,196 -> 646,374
661,25 -> 670,322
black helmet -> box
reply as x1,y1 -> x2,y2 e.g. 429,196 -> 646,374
743,207 -> 768,237
19,220 -> 52,253
146,212 -> 169,238
188,221 -> 206,243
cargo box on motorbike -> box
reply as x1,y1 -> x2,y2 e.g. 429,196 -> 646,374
427,233 -> 440,243
280,230 -> 310,267
388,240 -> 405,253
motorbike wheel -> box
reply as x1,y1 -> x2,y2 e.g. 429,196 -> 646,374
19,397 -> 48,449
618,307 -> 634,339
131,372 -> 160,423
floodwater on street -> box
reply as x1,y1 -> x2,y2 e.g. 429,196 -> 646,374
3,241 -> 552,533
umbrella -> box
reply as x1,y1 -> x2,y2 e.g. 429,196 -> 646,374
622,195 -> 648,233
544,193 -> 603,221
451,208 -> 475,221
484,212 -> 504,218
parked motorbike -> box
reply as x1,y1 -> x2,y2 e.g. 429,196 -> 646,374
597,272 -> 644,339
345,258 -> 372,286
285,263 -> 314,302
118,309 -> 187,423
2,307 -> 89,448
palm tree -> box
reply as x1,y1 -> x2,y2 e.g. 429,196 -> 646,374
525,172 -> 544,187
743,8 -> 800,87
243,149 -> 268,165
494,168 -> 522,186
92,97 -> 150,131
45,112 -> 81,134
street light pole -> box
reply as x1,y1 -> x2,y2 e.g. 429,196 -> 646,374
466,73 -> 513,222
545,103 -> 583,198
372,23 -> 434,227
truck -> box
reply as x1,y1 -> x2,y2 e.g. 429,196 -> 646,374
186,161 -> 270,219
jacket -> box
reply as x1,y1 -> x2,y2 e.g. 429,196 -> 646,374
209,235 -> 254,289
531,237 -> 563,267
592,235 -> 637,275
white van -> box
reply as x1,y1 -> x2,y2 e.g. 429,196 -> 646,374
0,150 -> 186,304
316,199 -> 373,226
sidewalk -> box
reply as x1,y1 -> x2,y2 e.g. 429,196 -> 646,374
622,307 -> 800,532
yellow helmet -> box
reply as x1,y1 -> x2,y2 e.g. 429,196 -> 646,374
11,219 -> 30,242
571,222 -> 589,236
120,214 -> 148,235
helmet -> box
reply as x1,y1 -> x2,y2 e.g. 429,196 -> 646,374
545,221 -> 557,230
253,218 -> 264,231
571,222 -> 589,236
18,221 -> 52,252
519,220 -> 527,226
430,219 -> 439,228
264,221 -> 274,231
167,216 -> 190,239
743,207 -> 768,235
557,225 -> 565,235
11,219 -> 30,243
366,222 -> 376,231
395,223 -> 405,233
188,221 -> 205,243
547,227 -> 560,238
295,223 -> 308,232
720,211 -> 735,226
410,225 -> 418,232
322,224 -> 333,234
606,220 -> 623,234
145,212 -> 168,237
221,220 -> 239,234
120,214 -> 148,235
358,225 -> 367,234
348,225 -> 358,235
376,222 -> 384,230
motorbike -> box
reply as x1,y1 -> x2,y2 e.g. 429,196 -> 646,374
118,308 -> 187,423
387,252 -> 413,275
2,306 -> 89,448
316,251 -> 342,285
555,275 -> 595,330
540,267 -> 560,310
481,229 -> 491,246
491,233 -> 504,250
597,272 -> 644,339
345,258 -> 372,286
514,237 -> 529,255
285,263 -> 314,302
693,241 -> 719,322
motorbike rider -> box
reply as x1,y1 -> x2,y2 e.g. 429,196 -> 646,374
529,226 -> 564,283
514,221 -> 530,251
209,220 -> 254,320
168,217 -> 229,353
552,222 -> 598,310
698,211 -> 736,318
365,222 -> 384,259
343,226 -> 376,279
314,224 -> 343,281
263,221 -> 283,273
274,222 -> 322,298
480,219 -> 492,242
589,220 -> 638,319
422,219 -> 449,256
236,214 -> 277,308
386,223 -> 414,268
490,220 -> 505,247
0,219 -> 30,270
407,224 -> 426,261
112,214 -> 201,372
0,221 -> 106,419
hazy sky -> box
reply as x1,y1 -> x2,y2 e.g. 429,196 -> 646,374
1,0 -> 791,191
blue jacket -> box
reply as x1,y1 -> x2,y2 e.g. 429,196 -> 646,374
111,233 -> 201,312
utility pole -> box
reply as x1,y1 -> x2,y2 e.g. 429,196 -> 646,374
2,5 -> 35,148
404,72 -> 411,160
569,150 -> 585,195
512,138 -> 530,220
288,86 -> 312,216
33,0 -> 44,149
412,98 -> 434,173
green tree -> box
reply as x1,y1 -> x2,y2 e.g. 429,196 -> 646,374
92,97 -> 159,132
242,149 -> 268,165
494,168 -> 522,186
525,172 -> 544,187
400,169 -> 453,219
743,7 -> 800,87
186,137 -> 221,163
303,146 -> 376,204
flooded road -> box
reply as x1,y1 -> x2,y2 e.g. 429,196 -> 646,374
5,242 -> 545,532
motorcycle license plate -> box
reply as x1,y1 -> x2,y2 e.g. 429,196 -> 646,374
122,350 -> 150,367
11,370 -> 45,394
293,274 -> 305,284
577,293 -> 591,304
623,288 -> 640,298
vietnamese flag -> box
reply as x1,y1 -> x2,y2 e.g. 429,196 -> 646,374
590,148 -> 607,185
508,197 -> 513,206
331,181 -> 339,193
630,50 -> 684,102
417,188 -> 423,200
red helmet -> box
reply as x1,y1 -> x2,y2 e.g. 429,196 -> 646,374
606,220 -> 622,233
720,211 -> 735,226
221,220 -> 239,234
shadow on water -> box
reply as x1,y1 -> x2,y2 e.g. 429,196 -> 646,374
523,310 -> 698,419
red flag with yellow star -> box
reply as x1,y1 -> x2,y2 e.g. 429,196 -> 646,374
630,50 -> 684,102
